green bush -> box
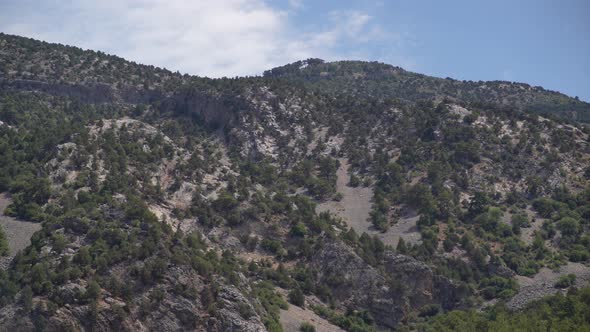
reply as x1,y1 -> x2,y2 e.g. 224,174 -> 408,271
479,276 -> 518,300
253,282 -> 288,332
299,322 -> 316,332
288,288 -> 305,307
419,286 -> 590,331
557,217 -> 579,237
0,227 -> 9,256
554,274 -> 576,288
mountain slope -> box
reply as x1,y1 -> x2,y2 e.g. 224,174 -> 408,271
265,59 -> 590,123
0,33 -> 589,332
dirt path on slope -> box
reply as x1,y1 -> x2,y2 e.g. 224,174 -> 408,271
507,262 -> 590,310
0,193 -> 42,269
316,159 -> 421,247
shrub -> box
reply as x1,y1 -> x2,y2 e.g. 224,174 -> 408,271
288,288 -> 305,307
299,322 -> 316,332
480,276 -> 518,299
212,192 -> 239,212
291,223 -> 307,237
419,304 -> 441,317
86,281 -> 102,300
557,217 -> 579,237
0,227 -> 9,256
349,174 -> 361,187
554,274 -> 576,288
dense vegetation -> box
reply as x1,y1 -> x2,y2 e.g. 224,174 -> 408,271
413,286 -> 590,331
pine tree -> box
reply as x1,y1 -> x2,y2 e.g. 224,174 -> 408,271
0,227 -> 9,256
396,237 -> 407,254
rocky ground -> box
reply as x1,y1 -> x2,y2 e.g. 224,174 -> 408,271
520,206 -> 548,246
279,306 -> 343,332
276,287 -> 343,332
507,262 -> 590,310
316,158 -> 421,247
0,193 -> 42,269
377,210 -> 422,247
316,158 -> 373,232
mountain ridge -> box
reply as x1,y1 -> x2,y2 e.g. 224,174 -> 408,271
2,32 -> 589,123
264,58 -> 590,122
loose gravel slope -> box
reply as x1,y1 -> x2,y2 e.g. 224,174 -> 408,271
0,193 -> 42,269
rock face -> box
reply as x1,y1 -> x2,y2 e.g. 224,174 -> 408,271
309,241 -> 403,327
310,241 -> 469,328
0,266 -> 266,332
163,88 -> 239,130
382,252 -> 469,311
211,285 -> 266,332
0,79 -> 165,104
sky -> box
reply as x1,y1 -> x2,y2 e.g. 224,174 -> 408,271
0,0 -> 588,101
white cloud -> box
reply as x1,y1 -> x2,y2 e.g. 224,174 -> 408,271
288,0 -> 304,9
0,0 -> 409,77
326,11 -> 390,43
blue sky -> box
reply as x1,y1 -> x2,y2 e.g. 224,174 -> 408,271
1,0 -> 588,101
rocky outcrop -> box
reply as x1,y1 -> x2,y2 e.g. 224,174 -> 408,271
310,240 -> 469,329
160,88 -> 239,130
0,265 -> 266,332
382,252 -> 469,311
488,259 -> 516,279
0,304 -> 35,331
0,78 -> 241,133
0,79 -> 165,104
209,285 -> 266,332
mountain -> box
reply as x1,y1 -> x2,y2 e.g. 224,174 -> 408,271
0,33 -> 589,331
265,59 -> 590,123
